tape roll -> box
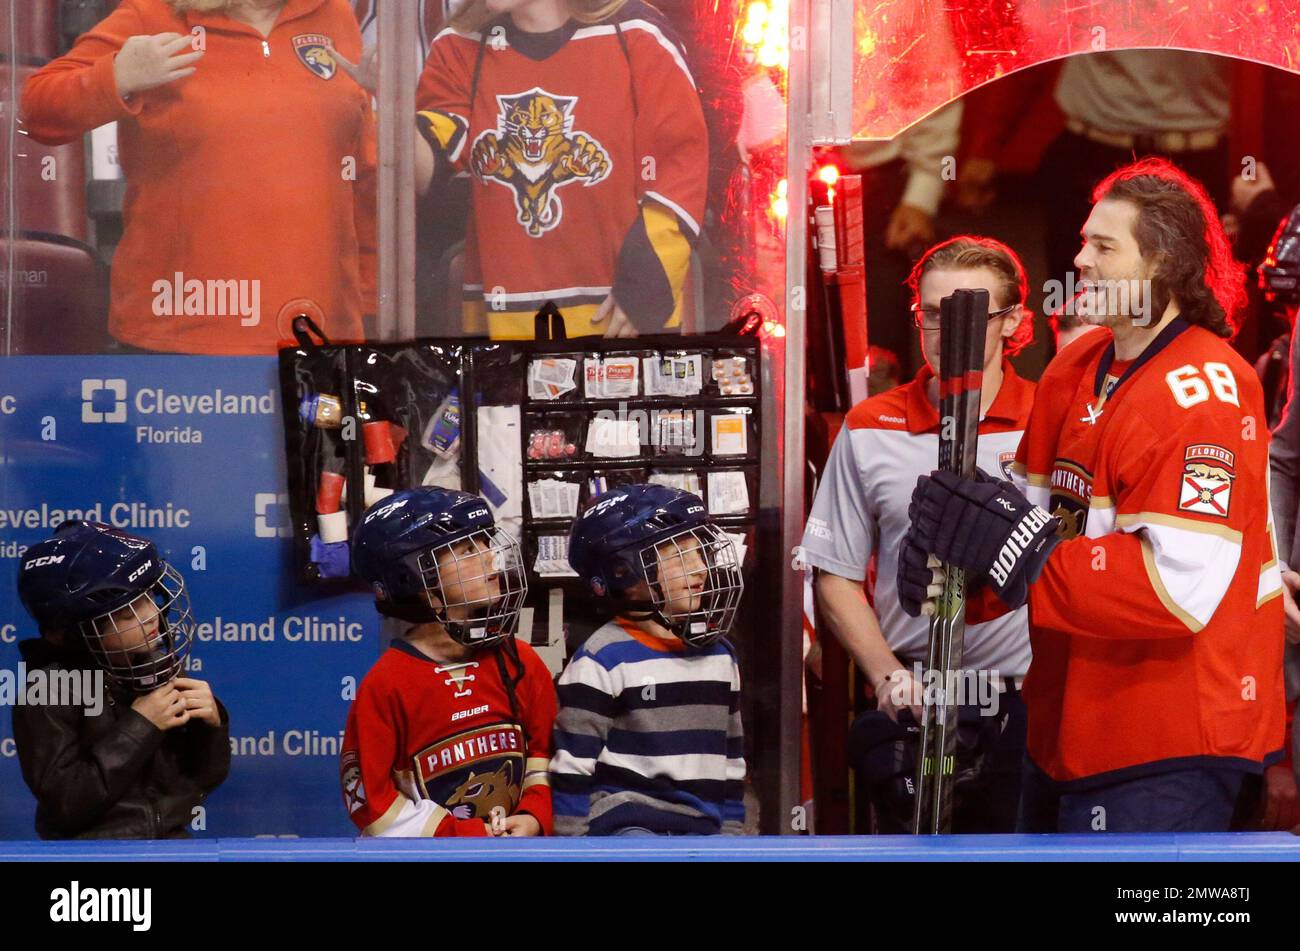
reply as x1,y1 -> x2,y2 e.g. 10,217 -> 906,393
317,510 -> 349,544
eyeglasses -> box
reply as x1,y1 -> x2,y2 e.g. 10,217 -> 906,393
910,301 -> 1020,331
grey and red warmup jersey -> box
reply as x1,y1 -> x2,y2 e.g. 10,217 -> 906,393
801,362 -> 1036,680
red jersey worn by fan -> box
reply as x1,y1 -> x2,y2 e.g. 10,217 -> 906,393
415,1 -> 707,338
988,320 -> 1286,787
341,639 -> 557,836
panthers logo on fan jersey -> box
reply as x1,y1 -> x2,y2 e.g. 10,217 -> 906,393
293,34 -> 337,80
471,87 -> 611,237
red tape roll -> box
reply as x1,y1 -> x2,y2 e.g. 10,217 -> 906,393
316,471 -> 344,514
363,420 -> 397,465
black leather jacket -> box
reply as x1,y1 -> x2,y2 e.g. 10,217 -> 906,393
11,637 -> 231,839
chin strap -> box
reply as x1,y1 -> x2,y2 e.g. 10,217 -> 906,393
377,598 -> 505,648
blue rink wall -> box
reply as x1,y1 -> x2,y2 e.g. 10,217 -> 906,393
0,357 -> 377,839
2,834 -> 1300,861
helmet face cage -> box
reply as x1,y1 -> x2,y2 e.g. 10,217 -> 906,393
637,524 -> 743,647
416,527 -> 527,648
80,562 -> 194,693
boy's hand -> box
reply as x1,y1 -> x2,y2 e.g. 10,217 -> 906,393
173,677 -> 222,727
498,813 -> 541,837
130,683 -> 190,731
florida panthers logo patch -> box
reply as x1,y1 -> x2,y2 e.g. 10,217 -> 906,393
471,87 -> 611,237
340,750 -> 366,815
293,34 -> 337,80
998,451 -> 1016,481
1178,444 -> 1235,518
413,723 -> 525,819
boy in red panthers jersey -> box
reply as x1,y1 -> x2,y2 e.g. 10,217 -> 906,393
340,488 -> 556,837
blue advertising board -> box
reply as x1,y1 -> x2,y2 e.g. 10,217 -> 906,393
0,357 -> 378,838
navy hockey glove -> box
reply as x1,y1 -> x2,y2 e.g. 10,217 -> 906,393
896,533 -> 945,618
907,469 -> 1062,609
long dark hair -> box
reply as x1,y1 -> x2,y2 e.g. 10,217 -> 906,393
1092,157 -> 1246,338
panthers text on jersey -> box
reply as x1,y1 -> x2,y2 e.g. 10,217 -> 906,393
341,639 -> 556,836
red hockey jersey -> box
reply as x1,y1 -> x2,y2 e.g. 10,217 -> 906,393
341,639 -> 557,836
415,2 -> 707,338
1000,320 -> 1286,786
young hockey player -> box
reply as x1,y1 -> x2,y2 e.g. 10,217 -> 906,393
13,521 -> 229,839
340,487 -> 556,836
899,157 -> 1286,832
551,484 -> 746,835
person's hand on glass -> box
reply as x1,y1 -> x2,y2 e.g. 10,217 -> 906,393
593,293 -> 638,338
333,45 -> 379,95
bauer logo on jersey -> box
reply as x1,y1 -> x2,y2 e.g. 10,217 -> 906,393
293,35 -> 337,80
413,723 -> 525,819
471,87 -> 611,237
1178,444 -> 1236,518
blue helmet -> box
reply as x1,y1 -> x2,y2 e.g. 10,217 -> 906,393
351,487 -> 527,648
568,484 -> 744,647
16,521 -> 194,693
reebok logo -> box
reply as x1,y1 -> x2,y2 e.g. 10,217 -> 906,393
81,379 -> 128,424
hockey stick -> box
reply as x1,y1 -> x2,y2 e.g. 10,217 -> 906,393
911,288 -> 988,834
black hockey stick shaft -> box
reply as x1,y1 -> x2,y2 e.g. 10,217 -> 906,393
912,288 -> 988,834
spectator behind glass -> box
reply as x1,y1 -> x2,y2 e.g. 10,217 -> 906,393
413,0 -> 709,339
21,0 -> 377,354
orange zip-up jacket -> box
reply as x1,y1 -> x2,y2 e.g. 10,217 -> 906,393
21,0 -> 376,354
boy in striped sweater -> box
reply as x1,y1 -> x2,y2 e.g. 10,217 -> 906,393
551,484 -> 747,835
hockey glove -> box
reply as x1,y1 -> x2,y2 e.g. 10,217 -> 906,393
896,534 -> 946,618
907,469 -> 1062,609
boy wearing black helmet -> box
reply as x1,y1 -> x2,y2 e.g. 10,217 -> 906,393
551,484 -> 747,836
13,521 -> 229,839
341,487 -> 557,837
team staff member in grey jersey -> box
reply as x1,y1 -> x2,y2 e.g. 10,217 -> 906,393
800,236 -> 1036,832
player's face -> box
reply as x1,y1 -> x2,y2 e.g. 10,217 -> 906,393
1073,199 -> 1155,326
432,537 -> 502,621
94,593 -> 163,667
917,267 -> 1019,376
654,536 -> 708,616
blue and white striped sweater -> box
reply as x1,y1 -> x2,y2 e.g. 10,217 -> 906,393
550,619 -> 746,835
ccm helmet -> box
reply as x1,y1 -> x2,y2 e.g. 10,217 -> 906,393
568,484 -> 744,647
1260,203 -> 1300,306
351,487 -> 526,648
17,521 -> 194,693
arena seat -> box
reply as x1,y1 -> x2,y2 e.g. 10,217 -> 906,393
0,235 -> 108,353
8,62 -> 89,242
0,0 -> 60,63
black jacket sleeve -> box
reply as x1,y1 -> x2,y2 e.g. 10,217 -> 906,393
11,701 -> 163,836
179,697 -> 232,795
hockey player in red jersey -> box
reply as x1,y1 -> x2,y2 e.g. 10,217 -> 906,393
340,488 -> 557,837
899,157 -> 1286,832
